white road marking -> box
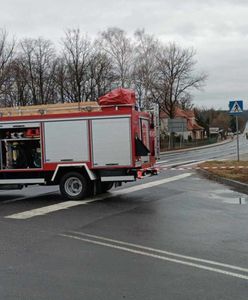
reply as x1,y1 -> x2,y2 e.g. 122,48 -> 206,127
60,233 -> 248,281
5,201 -> 88,219
180,160 -> 206,167
72,232 -> 248,273
155,160 -> 168,164
155,161 -> 196,168
184,158 -> 228,167
5,173 -> 192,219
112,173 -> 192,195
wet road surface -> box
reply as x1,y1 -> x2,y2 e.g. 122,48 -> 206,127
0,165 -> 248,299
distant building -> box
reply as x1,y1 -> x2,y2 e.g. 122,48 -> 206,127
160,107 -> 204,140
209,127 -> 224,141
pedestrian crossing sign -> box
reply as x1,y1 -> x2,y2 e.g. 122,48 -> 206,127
229,100 -> 243,114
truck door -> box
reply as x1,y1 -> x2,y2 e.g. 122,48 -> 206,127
43,120 -> 89,163
91,117 -> 132,167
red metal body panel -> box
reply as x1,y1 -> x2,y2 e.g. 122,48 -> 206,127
0,105 -> 155,176
0,107 -> 133,122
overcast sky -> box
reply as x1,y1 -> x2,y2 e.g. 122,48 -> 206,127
1,0 -> 248,109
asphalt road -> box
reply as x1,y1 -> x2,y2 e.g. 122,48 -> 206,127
159,135 -> 248,168
1,139 -> 248,299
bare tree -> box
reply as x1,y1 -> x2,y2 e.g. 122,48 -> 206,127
151,43 -> 207,118
34,38 -> 57,104
179,92 -> 193,110
62,29 -> 91,102
54,57 -> 67,103
0,27 -> 207,112
0,29 -> 15,106
7,57 -> 29,106
98,27 -> 134,88
20,39 -> 37,104
20,37 -> 57,105
86,49 -> 113,101
133,29 -> 159,108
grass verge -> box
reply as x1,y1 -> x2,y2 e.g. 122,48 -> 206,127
198,160 -> 248,184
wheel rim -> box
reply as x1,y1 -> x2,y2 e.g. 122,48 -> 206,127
64,177 -> 83,197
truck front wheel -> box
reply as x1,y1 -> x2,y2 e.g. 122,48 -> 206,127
59,172 -> 89,200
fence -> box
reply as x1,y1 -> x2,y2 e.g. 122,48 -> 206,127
160,137 -> 219,151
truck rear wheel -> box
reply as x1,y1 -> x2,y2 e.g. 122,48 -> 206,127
59,172 -> 89,200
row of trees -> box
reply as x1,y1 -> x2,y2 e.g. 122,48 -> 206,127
194,108 -> 246,136
0,27 -> 207,117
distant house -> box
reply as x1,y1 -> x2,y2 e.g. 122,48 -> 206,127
160,107 -> 204,141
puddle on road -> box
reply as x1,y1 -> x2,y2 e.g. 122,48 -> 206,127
209,189 -> 248,205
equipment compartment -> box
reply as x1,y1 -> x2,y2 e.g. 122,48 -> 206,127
0,125 -> 41,169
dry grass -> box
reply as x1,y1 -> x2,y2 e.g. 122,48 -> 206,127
198,160 -> 248,184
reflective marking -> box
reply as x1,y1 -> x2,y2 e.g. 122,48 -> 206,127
60,232 -> 248,281
0,178 -> 44,184
101,175 -> 134,182
5,173 -> 192,219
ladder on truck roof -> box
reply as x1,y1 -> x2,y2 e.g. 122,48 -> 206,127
0,102 -> 100,117
0,102 -> 137,117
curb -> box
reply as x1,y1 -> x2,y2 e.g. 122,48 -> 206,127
197,168 -> 248,195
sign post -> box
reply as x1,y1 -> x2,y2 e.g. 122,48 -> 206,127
236,115 -> 240,161
168,118 -> 187,149
229,100 -> 243,161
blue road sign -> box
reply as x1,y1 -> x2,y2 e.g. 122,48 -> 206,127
229,100 -> 243,114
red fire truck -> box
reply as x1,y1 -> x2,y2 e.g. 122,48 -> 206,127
0,88 -> 159,200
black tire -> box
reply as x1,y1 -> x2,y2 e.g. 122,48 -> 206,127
59,172 -> 90,200
101,182 -> 114,193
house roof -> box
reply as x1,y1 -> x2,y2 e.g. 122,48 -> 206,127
188,119 -> 204,130
161,107 -> 204,131
160,107 -> 195,119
